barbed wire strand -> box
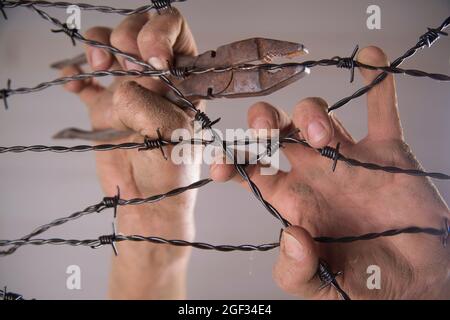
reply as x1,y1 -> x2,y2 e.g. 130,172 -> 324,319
328,16 -> 449,112
0,178 -> 213,256
0,223 -> 446,252
1,0 -> 185,17
1,134 -> 449,180
1,59 -> 449,100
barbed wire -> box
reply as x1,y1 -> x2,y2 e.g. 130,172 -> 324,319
1,58 -> 449,102
0,221 -> 447,253
0,287 -> 27,300
0,0 -> 184,17
1,132 -> 449,180
328,16 -> 450,112
1,2 -> 449,300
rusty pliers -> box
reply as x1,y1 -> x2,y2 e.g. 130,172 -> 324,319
51,38 -> 309,140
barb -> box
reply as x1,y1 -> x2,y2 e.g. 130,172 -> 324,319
0,79 -> 11,110
51,23 -> 78,46
334,45 -> 359,83
328,15 -> 450,112
1,0 -> 186,15
317,260 -> 350,300
0,287 -> 26,300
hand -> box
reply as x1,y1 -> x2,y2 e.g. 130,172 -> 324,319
60,9 -> 201,299
211,46 -> 450,299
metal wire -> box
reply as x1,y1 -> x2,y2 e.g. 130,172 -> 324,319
0,178 -> 213,257
1,2 -> 449,301
328,16 -> 450,112
0,223 -> 446,252
1,59 -> 449,100
1,0 -> 184,17
0,287 -> 26,300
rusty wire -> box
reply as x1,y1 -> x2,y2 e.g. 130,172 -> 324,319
1,2 -> 450,301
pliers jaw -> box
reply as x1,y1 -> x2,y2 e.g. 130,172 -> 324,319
173,38 -> 310,100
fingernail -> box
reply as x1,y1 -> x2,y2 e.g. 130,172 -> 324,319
307,121 -> 327,144
125,60 -> 143,71
282,232 -> 305,261
91,49 -> 107,69
148,57 -> 167,70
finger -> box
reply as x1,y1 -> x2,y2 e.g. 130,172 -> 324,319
112,81 -> 190,136
357,46 -> 402,140
84,27 -> 114,71
110,14 -> 148,70
137,8 -> 197,70
292,97 -> 334,149
60,65 -> 91,93
59,64 -> 107,108
273,227 -> 332,299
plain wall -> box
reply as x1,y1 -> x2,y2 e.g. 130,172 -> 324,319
0,0 -> 449,299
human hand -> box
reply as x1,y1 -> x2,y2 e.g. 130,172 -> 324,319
211,46 -> 450,299
59,9 -> 202,298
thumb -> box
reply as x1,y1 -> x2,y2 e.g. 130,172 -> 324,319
273,226 -> 334,299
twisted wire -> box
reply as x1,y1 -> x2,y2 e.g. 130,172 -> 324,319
314,226 -> 445,244
0,178 -> 212,257
1,0 -> 185,16
2,60 -> 449,101
2,135 -> 449,180
0,224 -> 446,252
329,15 -> 450,112
0,237 -> 280,252
26,4 -> 197,113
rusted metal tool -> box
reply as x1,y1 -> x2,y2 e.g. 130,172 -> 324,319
51,38 -> 309,141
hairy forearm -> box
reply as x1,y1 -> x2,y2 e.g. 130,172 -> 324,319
108,204 -> 194,300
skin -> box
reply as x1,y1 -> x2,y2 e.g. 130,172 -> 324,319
61,10 -> 450,299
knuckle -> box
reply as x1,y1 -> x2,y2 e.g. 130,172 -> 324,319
84,26 -> 110,40
110,27 -> 137,50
